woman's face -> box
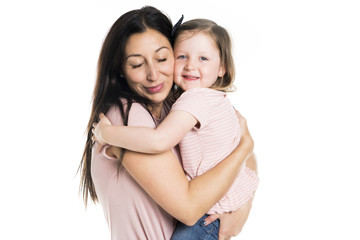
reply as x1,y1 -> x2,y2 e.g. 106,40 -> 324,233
124,28 -> 174,107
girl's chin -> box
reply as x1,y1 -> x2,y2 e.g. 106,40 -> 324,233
176,81 -> 200,90
181,85 -> 197,91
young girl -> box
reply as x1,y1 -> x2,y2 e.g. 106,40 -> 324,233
93,19 -> 259,239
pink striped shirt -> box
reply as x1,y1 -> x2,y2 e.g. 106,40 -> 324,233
172,88 -> 259,214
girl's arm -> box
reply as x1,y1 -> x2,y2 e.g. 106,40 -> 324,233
94,110 -> 197,154
108,112 -> 253,226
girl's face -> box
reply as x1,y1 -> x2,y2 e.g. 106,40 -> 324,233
124,29 -> 174,107
173,31 -> 225,91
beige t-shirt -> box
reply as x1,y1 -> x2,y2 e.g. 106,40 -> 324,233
91,102 -> 176,240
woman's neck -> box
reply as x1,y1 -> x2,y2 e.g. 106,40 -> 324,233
149,102 -> 163,119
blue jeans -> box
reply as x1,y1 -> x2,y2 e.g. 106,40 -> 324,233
171,214 -> 220,240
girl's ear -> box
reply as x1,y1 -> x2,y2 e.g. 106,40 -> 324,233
218,64 -> 226,77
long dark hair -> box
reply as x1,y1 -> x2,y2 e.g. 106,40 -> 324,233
78,6 -> 173,206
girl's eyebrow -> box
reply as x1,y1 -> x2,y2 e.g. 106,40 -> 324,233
126,47 -> 170,60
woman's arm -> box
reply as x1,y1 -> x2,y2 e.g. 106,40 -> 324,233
110,113 -> 253,226
94,110 -> 197,153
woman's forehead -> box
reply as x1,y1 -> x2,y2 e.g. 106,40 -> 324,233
125,29 -> 172,56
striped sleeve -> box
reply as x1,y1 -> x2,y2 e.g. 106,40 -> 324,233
171,88 -> 212,129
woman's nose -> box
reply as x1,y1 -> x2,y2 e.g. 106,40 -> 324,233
146,63 -> 158,81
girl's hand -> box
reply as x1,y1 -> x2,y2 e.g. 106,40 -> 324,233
203,198 -> 253,240
92,113 -> 112,152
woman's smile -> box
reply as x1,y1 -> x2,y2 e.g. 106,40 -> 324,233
145,82 -> 165,93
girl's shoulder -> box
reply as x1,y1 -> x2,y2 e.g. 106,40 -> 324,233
181,88 -> 226,97
175,88 -> 226,105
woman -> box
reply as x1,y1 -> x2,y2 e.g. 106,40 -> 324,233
79,6 -> 256,240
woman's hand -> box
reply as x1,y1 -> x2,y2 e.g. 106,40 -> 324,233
203,198 -> 253,240
92,113 -> 112,152
235,110 -> 254,160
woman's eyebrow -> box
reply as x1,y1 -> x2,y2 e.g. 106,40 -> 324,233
156,46 -> 170,52
126,54 -> 142,61
126,46 -> 170,60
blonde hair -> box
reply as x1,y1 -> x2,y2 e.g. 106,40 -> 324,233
173,19 -> 236,92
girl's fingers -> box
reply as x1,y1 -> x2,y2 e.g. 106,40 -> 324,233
202,213 -> 220,226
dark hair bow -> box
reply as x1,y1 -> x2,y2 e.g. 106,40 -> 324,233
171,14 -> 184,38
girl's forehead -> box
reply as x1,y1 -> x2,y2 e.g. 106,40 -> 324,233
175,31 -> 217,50
176,30 -> 204,41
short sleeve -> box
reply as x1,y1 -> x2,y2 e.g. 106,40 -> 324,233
127,103 -> 156,128
171,88 -> 213,129
100,103 -> 155,160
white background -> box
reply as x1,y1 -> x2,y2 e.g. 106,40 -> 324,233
1,0 -> 359,239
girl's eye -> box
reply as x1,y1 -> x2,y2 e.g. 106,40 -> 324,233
200,56 -> 208,61
177,55 -> 186,59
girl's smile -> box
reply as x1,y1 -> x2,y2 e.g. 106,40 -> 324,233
173,31 -> 225,91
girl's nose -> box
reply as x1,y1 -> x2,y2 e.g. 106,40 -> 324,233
184,58 -> 196,71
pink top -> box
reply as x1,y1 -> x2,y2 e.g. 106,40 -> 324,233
91,102 -> 176,240
172,88 -> 259,214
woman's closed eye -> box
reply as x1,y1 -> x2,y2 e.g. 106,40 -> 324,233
158,58 -> 167,62
131,63 -> 143,69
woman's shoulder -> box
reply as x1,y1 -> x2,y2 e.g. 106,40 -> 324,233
106,101 -> 154,127
106,105 -> 123,126
127,102 -> 156,128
